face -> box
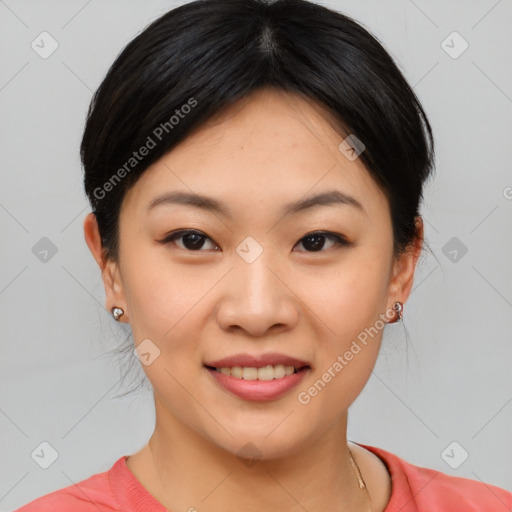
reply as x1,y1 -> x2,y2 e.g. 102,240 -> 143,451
85,88 -> 421,460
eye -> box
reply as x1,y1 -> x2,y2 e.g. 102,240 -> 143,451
294,231 -> 350,252
159,229 -> 219,251
159,229 -> 350,253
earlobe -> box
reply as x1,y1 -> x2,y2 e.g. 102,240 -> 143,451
387,216 -> 424,310
83,213 -> 128,321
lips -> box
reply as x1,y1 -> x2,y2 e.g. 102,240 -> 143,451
203,352 -> 311,401
204,352 -> 310,370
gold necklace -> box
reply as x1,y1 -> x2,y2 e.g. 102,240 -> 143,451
348,446 -> 373,511
149,440 -> 373,512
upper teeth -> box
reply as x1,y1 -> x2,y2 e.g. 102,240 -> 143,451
216,365 -> 296,380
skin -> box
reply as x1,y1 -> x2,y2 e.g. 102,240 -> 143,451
84,88 -> 423,512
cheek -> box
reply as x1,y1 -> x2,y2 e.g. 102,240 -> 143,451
293,250 -> 390,404
122,256 -> 211,406
299,250 -> 389,341
294,258 -> 388,420
121,244 -> 215,343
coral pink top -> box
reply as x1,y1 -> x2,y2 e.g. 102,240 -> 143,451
15,443 -> 512,511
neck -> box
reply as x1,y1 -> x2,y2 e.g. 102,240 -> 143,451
140,396 -> 371,512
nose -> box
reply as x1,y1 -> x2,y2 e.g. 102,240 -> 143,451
215,252 -> 299,338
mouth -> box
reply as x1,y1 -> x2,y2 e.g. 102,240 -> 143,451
204,363 -> 310,380
203,353 -> 311,401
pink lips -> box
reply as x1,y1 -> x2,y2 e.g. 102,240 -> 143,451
204,352 -> 310,369
204,352 -> 311,402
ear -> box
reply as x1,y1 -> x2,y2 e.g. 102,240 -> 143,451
386,216 -> 424,312
83,213 -> 128,322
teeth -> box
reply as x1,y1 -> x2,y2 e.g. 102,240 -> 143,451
215,364 -> 298,380
231,366 -> 243,378
274,364 -> 286,379
256,365 -> 274,381
242,367 -> 258,380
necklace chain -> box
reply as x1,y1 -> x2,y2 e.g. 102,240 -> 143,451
349,450 -> 367,489
149,440 -> 372,512
348,446 -> 373,512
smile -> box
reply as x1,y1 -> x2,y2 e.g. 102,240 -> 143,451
204,362 -> 310,401
210,364 -> 301,380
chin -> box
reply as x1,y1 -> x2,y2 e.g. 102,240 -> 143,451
201,421 -> 313,462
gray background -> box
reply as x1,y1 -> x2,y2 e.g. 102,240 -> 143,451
1,0 -> 511,509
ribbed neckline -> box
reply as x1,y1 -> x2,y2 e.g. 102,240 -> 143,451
110,455 -> 168,512
109,443 -> 415,512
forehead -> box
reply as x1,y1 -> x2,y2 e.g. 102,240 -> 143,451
121,88 -> 389,221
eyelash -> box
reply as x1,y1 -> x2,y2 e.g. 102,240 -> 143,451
158,229 -> 351,253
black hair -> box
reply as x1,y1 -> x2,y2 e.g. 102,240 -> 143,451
81,0 -> 435,265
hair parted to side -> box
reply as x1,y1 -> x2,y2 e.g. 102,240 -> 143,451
81,0 -> 435,265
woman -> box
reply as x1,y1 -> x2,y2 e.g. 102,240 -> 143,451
16,0 -> 512,510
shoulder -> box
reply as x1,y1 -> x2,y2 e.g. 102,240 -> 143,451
357,443 -> 512,512
14,457 -> 124,512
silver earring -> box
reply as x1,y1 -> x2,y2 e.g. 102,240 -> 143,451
111,307 -> 124,321
392,301 -> 403,323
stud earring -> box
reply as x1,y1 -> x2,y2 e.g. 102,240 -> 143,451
111,307 -> 124,321
390,301 -> 403,323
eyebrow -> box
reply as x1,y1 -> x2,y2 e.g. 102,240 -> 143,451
147,189 -> 365,217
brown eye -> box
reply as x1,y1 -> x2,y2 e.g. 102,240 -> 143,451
160,230 -> 219,251
295,231 -> 350,252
